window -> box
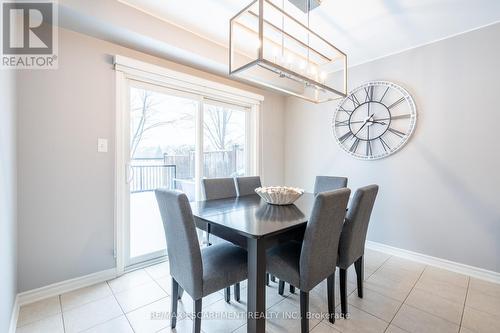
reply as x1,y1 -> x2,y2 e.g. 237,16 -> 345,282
115,55 -> 263,270
123,82 -> 259,266
203,102 -> 248,178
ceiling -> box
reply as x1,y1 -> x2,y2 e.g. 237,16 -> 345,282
118,0 -> 500,67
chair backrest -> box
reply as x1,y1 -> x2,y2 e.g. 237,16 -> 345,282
202,177 -> 237,200
313,176 -> 348,194
155,189 -> 203,299
235,176 -> 262,196
299,188 -> 351,291
337,185 -> 379,269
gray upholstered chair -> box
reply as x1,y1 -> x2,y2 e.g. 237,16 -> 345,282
202,177 -> 237,200
267,188 -> 351,332
201,177 -> 241,302
313,176 -> 348,193
277,175 -> 349,295
337,185 -> 379,316
155,189 -> 247,333
234,176 -> 262,196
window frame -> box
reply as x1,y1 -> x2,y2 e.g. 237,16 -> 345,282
114,55 -> 263,273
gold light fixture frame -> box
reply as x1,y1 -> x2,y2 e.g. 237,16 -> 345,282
229,0 -> 347,103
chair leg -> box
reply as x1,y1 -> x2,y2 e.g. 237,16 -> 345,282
300,291 -> 309,333
290,285 -> 295,294
266,273 -> 270,286
278,280 -> 285,296
354,256 -> 364,298
234,283 -> 240,302
224,287 -> 231,303
270,275 -> 276,282
171,278 -> 179,329
193,298 -> 202,333
340,268 -> 348,316
206,224 -> 212,246
327,271 -> 335,324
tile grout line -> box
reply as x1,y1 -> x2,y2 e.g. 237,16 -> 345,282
458,276 -> 471,331
341,255 -> 398,331
320,255 -> 392,331
347,302 -> 393,325
366,254 -> 393,279
314,319 -> 342,333
395,275 -> 470,328
388,267 -> 473,330
109,269 -> 173,314
382,264 -> 428,333
332,254 -> 394,329
59,295 -> 67,333
106,280 -> 137,333
143,266 -> 172,296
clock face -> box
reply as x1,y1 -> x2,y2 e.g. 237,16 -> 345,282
332,81 -> 417,160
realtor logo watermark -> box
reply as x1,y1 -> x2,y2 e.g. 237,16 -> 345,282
1,0 -> 58,69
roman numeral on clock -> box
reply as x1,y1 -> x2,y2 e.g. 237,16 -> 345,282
347,94 -> 361,108
339,131 -> 353,143
350,138 -> 360,153
338,106 -> 353,115
364,86 -> 374,102
335,119 -> 350,127
379,86 -> 390,102
391,114 -> 411,120
387,128 -> 406,138
379,137 -> 391,152
387,97 -> 405,110
366,140 -> 373,157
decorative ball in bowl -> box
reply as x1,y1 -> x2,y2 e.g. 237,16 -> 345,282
255,186 -> 305,205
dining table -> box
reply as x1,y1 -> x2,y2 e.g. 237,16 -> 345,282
190,192 -> 317,333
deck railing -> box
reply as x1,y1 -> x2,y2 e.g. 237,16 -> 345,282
130,146 -> 244,193
130,163 -> 177,193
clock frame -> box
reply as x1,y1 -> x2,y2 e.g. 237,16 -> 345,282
332,81 -> 417,160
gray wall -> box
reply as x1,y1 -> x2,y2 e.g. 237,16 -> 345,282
0,70 -> 17,331
17,28 -> 285,292
284,23 -> 500,272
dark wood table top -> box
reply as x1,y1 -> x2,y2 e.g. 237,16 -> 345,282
190,193 -> 316,239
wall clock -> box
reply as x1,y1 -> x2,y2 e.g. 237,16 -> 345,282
332,81 -> 417,160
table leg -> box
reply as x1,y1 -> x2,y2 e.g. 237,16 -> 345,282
247,238 -> 266,333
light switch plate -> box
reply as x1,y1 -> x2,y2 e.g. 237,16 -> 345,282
97,138 -> 108,153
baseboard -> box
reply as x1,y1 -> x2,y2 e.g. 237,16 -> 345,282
9,295 -> 19,333
17,268 -> 117,306
366,241 -> 500,284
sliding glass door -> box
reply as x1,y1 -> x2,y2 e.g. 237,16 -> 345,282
203,101 -> 249,178
125,81 -> 254,267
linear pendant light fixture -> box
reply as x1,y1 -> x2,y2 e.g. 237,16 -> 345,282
229,0 -> 347,103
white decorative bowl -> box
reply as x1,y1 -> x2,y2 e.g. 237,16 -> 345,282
255,186 -> 304,205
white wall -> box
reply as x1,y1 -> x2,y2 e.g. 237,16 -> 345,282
0,69 -> 17,331
284,23 -> 500,272
17,28 -> 285,292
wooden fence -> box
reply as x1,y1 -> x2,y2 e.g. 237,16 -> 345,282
131,145 -> 244,192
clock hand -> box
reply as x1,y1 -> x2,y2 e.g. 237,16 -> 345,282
368,120 -> 387,125
353,114 -> 374,137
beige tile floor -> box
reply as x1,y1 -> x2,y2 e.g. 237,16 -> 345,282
15,249 -> 500,333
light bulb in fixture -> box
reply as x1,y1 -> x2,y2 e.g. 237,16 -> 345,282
320,71 -> 327,81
